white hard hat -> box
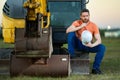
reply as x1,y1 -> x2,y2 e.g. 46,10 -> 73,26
81,30 -> 92,45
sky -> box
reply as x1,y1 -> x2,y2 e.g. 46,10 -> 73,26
87,0 -> 120,29
0,0 -> 120,29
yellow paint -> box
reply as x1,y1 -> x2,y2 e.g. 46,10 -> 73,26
36,0 -> 47,16
44,12 -> 50,28
2,13 -> 25,43
23,0 -> 50,28
2,0 -> 50,43
23,0 -> 48,20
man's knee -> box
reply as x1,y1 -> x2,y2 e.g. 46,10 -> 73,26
98,44 -> 106,53
67,32 -> 76,42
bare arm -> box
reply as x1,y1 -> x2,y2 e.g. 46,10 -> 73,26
66,23 -> 87,33
92,33 -> 101,47
86,33 -> 101,47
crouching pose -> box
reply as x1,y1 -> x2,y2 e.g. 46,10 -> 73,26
66,9 -> 106,74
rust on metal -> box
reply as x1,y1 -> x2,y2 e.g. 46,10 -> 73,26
70,52 -> 90,74
10,54 -> 70,77
14,28 -> 53,58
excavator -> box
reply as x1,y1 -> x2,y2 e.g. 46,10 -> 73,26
2,0 -> 89,77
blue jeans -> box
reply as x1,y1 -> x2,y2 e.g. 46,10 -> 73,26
68,32 -> 106,69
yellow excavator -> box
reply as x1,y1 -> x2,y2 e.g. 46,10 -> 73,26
2,0 -> 89,77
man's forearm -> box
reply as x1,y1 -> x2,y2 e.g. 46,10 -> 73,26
66,25 -> 83,33
92,40 -> 101,47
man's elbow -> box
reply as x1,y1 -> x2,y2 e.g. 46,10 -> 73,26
66,29 -> 70,34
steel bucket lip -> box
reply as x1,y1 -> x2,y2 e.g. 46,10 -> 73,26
10,54 -> 70,77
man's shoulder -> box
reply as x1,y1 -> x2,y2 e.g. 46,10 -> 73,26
89,21 -> 96,25
89,21 -> 100,34
89,21 -> 98,27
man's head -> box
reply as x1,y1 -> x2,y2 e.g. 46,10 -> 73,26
80,9 -> 90,23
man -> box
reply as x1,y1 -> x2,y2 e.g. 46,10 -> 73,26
66,9 -> 106,74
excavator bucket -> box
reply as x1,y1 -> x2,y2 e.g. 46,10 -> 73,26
10,54 -> 70,77
70,52 -> 90,74
14,28 -> 53,58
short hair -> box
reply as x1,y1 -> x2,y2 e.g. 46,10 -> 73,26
80,9 -> 90,15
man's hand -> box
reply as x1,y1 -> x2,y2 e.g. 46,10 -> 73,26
85,42 -> 94,48
80,23 -> 87,28
66,22 -> 88,33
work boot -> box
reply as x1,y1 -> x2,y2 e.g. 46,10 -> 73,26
92,69 -> 102,74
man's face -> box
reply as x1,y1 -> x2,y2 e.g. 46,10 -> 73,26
80,12 -> 90,23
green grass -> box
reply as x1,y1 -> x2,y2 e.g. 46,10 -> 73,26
0,39 -> 14,48
0,37 -> 120,80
